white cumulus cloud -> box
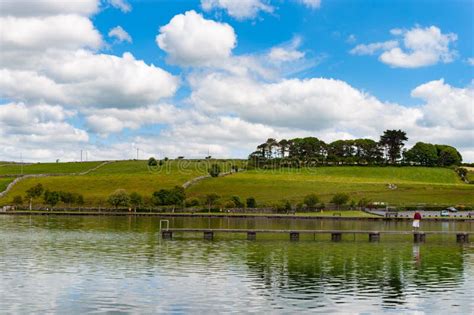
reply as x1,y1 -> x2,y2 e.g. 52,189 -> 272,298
201,0 -> 273,20
351,25 -> 457,68
268,37 -> 305,63
156,10 -> 236,66
412,79 -> 474,130
350,40 -> 398,55
107,0 -> 132,13
108,25 -> 132,43
0,103 -> 88,150
0,0 -> 99,17
0,51 -> 179,108
0,15 -> 102,52
84,104 -> 195,136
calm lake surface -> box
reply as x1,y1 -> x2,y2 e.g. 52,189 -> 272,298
0,215 -> 473,314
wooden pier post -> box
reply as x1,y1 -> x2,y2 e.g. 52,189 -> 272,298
247,231 -> 257,241
331,232 -> 342,242
456,233 -> 469,243
290,232 -> 299,241
162,231 -> 173,240
204,231 -> 214,240
414,232 -> 426,243
369,232 -> 380,242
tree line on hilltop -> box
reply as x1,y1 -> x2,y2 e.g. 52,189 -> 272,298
249,129 -> 462,167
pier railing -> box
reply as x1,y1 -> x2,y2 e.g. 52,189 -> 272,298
161,228 -> 470,243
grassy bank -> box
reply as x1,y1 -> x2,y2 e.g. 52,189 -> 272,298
1,161 -> 473,208
0,160 -> 244,206
0,177 -> 14,193
2,210 -> 472,220
187,167 -> 474,207
0,161 -> 103,175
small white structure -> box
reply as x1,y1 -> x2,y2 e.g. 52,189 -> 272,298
1,205 -> 13,212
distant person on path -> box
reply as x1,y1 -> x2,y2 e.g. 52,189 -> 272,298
413,211 -> 422,231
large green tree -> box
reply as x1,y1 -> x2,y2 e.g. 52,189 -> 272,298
152,186 -> 185,208
107,189 -> 130,209
130,192 -> 143,212
435,145 -> 462,166
404,142 -> 438,166
44,190 -> 60,208
353,139 -> 383,164
205,193 -> 220,213
379,130 -> 408,163
303,194 -> 319,210
26,183 -> 44,210
330,193 -> 350,209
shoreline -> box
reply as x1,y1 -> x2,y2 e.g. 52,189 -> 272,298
1,211 -> 472,221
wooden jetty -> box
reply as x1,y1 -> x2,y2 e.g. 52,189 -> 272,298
161,228 -> 470,243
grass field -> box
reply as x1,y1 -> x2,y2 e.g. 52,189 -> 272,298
0,177 -> 14,193
0,160 -> 245,205
187,167 -> 474,207
1,162 -> 473,208
0,161 -> 103,175
467,171 -> 474,182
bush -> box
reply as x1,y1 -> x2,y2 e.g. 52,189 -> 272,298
303,193 -> 319,210
357,198 -> 371,208
231,196 -> 244,208
209,163 -> 221,177
152,186 -> 185,206
455,167 -> 468,181
76,194 -> 85,206
349,199 -> 356,209
13,195 -> 23,205
224,200 -> 236,208
185,198 -> 200,207
331,193 -> 350,209
59,191 -> 74,205
274,200 -> 292,213
147,157 -> 158,167
246,197 -> 257,208
205,193 -> 220,212
108,189 -> 130,209
130,192 -> 143,211
44,190 -> 60,208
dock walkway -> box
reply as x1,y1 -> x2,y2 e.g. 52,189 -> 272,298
161,228 -> 471,243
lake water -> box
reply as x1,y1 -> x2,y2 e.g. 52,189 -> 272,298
0,215 -> 473,314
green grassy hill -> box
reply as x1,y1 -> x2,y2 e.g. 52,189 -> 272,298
0,161 -> 472,208
0,161 -> 103,176
186,167 -> 474,207
0,177 -> 14,193
0,160 -> 244,206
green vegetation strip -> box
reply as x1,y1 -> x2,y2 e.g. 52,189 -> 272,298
0,177 -> 14,193
0,161 -> 103,176
1,161 -> 473,208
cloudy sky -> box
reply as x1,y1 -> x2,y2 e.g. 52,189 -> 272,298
0,0 -> 473,162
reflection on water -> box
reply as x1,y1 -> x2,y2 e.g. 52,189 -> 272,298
0,216 -> 472,313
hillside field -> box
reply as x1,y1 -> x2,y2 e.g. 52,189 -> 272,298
0,161 -> 473,208
0,160 -> 244,206
187,167 -> 474,207
0,177 -> 14,193
0,161 -> 103,176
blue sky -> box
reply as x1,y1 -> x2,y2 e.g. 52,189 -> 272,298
0,0 -> 473,161
92,0 -> 473,104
